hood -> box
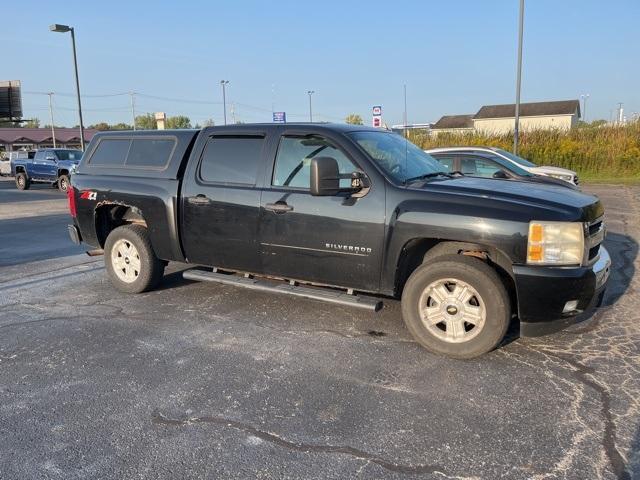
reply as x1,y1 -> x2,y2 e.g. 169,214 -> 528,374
530,165 -> 576,176
408,176 -> 602,221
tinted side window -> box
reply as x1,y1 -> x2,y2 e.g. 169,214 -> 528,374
460,157 -> 502,177
435,156 -> 455,172
34,150 -> 44,160
273,136 -> 356,189
89,139 -> 131,166
126,139 -> 175,168
199,136 -> 264,185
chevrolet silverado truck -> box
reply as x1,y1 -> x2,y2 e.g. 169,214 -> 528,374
12,148 -> 83,192
66,125 -> 610,358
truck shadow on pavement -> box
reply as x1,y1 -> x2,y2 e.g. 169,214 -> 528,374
601,232 -> 637,307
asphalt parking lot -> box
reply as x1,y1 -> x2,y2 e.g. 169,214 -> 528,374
0,177 -> 638,479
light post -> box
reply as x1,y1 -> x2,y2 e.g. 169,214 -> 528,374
307,90 -> 314,122
220,80 -> 229,125
47,92 -> 56,148
513,0 -> 525,155
580,94 -> 590,123
50,24 -> 85,150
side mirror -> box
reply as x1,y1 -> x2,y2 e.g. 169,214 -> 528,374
310,157 -> 340,196
492,169 -> 509,179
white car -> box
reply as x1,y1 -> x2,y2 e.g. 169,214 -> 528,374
426,146 -> 579,185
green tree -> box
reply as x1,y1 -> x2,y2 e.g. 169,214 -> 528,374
202,118 -> 215,127
88,122 -> 111,131
135,113 -> 157,130
345,114 -> 363,125
24,118 -> 40,128
166,115 -> 192,129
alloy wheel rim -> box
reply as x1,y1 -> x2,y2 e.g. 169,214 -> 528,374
111,239 -> 141,283
418,278 -> 486,343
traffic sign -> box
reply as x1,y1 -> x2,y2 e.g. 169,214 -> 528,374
273,111 -> 286,123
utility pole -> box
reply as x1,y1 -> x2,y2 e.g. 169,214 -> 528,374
47,92 -> 56,148
220,80 -> 229,125
580,94 -> 589,123
403,84 -> 408,138
130,91 -> 136,130
513,0 -> 525,155
307,90 -> 315,122
231,103 -> 236,124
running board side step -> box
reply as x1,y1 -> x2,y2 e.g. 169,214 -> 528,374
183,269 -> 383,312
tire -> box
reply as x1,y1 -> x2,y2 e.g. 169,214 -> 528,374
15,172 -> 30,190
401,255 -> 510,359
104,224 -> 165,294
58,174 -> 70,193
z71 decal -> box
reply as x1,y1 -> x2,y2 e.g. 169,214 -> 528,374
80,190 -> 97,201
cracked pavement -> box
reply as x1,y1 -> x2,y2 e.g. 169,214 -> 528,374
0,179 -> 638,479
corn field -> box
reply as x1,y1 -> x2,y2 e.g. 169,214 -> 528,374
411,122 -> 640,181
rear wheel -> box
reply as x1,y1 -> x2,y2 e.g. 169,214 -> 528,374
58,174 -> 70,193
104,224 -> 165,293
401,255 -> 510,359
15,172 -> 30,190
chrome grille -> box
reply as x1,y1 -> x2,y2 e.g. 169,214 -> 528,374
587,216 -> 605,263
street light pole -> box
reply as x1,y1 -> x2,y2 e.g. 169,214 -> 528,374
580,94 -> 590,123
513,0 -> 525,155
220,80 -> 229,125
47,92 -> 56,148
403,84 -> 408,139
50,24 -> 85,150
307,90 -> 314,122
130,91 -> 137,130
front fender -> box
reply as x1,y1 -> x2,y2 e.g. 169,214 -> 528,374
381,198 -> 529,294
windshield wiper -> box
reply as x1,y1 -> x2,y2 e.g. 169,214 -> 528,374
404,171 -> 455,184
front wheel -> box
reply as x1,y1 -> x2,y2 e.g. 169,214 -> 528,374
15,172 -> 30,190
58,174 -> 70,193
104,224 -> 165,293
401,255 -> 510,359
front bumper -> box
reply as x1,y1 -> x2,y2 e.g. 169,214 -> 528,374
514,247 -> 611,337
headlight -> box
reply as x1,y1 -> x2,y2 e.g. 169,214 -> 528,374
527,221 -> 584,265
549,173 -> 573,182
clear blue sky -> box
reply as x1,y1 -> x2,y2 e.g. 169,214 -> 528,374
6,0 -> 639,127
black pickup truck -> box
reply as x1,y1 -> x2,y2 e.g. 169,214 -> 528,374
67,124 -> 610,358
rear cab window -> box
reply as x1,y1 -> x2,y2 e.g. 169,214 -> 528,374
88,137 -> 176,169
199,136 -> 265,185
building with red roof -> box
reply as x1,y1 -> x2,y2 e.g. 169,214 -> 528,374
0,128 -> 98,152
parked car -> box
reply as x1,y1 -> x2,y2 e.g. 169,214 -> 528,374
427,147 -> 579,185
0,151 -> 35,176
11,148 -> 83,192
67,125 -> 609,358
428,150 -> 578,190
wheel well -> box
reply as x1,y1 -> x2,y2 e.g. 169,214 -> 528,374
95,204 -> 147,247
395,239 -> 517,312
58,169 -> 69,177
15,166 -> 26,174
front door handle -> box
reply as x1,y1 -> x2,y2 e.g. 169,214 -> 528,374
265,202 -> 293,213
188,194 -> 211,206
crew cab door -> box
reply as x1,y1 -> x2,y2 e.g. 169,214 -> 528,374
181,131 -> 268,272
32,150 -> 55,179
258,132 -> 385,292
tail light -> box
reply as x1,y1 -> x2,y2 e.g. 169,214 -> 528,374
67,185 -> 77,217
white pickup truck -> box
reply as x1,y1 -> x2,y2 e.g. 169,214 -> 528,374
0,151 -> 35,176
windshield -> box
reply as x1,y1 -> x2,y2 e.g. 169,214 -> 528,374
349,131 -> 447,183
55,150 -> 83,161
483,155 -> 533,176
494,148 -> 537,168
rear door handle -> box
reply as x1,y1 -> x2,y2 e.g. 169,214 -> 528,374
265,202 -> 293,213
188,194 -> 211,206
